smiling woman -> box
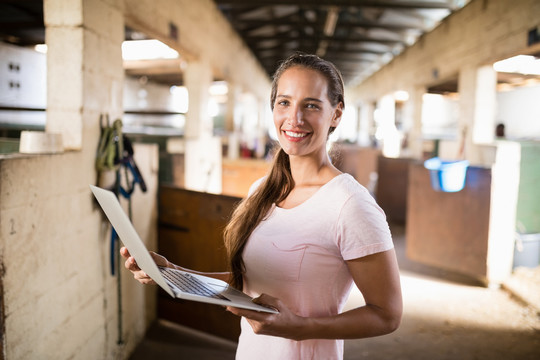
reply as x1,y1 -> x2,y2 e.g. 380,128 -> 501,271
122,53 -> 402,360
272,66 -> 342,159
222,55 -> 401,358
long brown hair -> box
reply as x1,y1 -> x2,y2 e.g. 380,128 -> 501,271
223,53 -> 345,290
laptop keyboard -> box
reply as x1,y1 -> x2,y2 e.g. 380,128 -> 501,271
159,267 -> 229,301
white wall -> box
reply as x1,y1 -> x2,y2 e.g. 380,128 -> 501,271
421,93 -> 460,139
497,84 -> 540,140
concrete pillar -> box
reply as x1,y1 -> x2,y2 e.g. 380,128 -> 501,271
458,65 -> 498,165
184,60 -> 213,139
235,91 -> 259,157
473,66 -> 497,145
357,102 -> 372,147
377,94 -> 400,158
406,86 -> 426,159
183,59 -> 222,193
225,82 -> 240,159
366,102 -> 376,147
487,141 -> 521,285
224,82 -> 237,133
184,136 -> 222,193
255,96 -> 269,160
45,0 -> 123,151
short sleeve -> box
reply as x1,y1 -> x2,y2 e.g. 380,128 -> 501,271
336,190 -> 393,260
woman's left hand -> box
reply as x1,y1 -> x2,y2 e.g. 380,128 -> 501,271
226,294 -> 308,341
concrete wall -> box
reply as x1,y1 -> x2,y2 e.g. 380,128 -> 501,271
0,144 -> 158,360
123,0 -> 271,101
349,0 -> 540,161
351,0 -> 540,101
0,0 -> 270,359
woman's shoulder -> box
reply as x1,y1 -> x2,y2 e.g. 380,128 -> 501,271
333,173 -> 386,218
329,173 -> 370,198
332,173 -> 386,210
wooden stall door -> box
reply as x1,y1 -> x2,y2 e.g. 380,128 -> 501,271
406,163 -> 492,282
376,156 -> 412,224
158,186 -> 242,341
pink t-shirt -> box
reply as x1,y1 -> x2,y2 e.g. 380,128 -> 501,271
236,173 -> 393,359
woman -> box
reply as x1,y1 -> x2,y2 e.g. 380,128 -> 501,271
122,53 -> 402,359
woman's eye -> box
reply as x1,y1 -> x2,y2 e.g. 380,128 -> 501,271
277,100 -> 289,106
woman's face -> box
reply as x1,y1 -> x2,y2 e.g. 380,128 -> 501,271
273,66 -> 342,159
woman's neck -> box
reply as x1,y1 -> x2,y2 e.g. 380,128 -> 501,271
288,153 -> 341,186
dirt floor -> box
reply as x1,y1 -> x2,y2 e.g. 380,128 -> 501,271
131,224 -> 540,360
343,224 -> 540,360
344,271 -> 540,359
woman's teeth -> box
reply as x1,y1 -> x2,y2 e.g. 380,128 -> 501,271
285,131 -> 307,138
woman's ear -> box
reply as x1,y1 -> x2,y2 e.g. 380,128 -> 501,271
331,103 -> 344,127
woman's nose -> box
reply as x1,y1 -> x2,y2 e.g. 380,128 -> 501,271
287,106 -> 304,126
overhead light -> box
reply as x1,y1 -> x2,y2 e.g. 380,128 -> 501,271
317,6 -> 339,57
34,44 -> 47,54
316,40 -> 329,57
122,39 -> 179,61
209,81 -> 228,96
394,90 -> 409,102
323,6 -> 339,36
493,55 -> 540,75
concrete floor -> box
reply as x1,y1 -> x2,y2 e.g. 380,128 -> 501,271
129,224 -> 540,360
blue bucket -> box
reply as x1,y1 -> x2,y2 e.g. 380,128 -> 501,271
424,157 -> 469,192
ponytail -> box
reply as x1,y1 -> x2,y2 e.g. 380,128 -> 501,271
223,149 -> 293,290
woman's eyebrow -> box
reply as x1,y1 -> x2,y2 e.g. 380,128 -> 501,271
276,94 -> 323,103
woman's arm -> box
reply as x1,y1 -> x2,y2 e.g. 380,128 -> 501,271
305,248 -> 403,339
226,248 -> 402,340
120,247 -> 231,283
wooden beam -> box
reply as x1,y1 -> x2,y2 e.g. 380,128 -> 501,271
216,0 -> 453,10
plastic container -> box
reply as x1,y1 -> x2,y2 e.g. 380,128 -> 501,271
513,232 -> 540,269
424,157 -> 469,192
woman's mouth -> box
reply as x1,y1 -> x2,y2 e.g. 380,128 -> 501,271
284,130 -> 308,139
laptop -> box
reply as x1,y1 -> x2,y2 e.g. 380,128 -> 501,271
90,185 -> 278,314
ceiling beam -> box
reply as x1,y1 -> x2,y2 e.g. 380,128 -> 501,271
230,18 -> 425,31
252,40 -> 390,55
325,56 -> 373,63
215,0 -> 454,10
0,20 -> 43,30
123,59 -> 184,75
245,34 -> 404,46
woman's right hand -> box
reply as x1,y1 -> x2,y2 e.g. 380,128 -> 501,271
120,246 -> 168,285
